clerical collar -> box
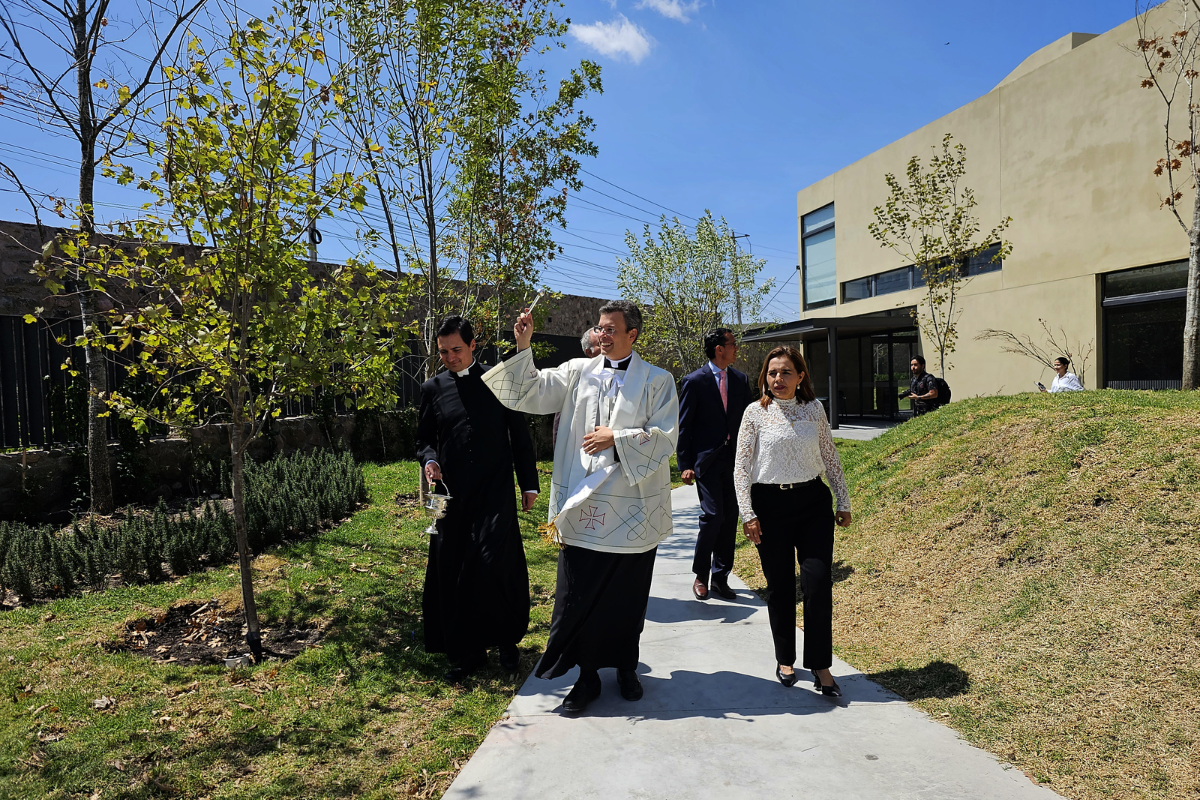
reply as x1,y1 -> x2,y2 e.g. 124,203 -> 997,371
603,353 -> 633,370
453,359 -> 475,377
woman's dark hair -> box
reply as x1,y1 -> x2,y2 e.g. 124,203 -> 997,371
757,345 -> 817,407
911,354 -> 926,367
704,327 -> 734,360
1055,356 -> 1070,367
436,314 -> 474,344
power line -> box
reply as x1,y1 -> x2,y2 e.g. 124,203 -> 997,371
580,167 -> 699,222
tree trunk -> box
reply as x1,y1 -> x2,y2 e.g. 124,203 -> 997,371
73,1 -> 115,514
1185,224 -> 1200,390
229,421 -> 263,661
81,292 -> 114,513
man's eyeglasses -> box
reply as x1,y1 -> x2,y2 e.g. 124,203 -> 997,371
591,325 -> 621,338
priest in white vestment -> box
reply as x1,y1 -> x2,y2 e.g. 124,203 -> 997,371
483,299 -> 678,713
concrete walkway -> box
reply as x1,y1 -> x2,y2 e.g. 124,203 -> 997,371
830,420 -> 899,441
444,486 -> 1061,800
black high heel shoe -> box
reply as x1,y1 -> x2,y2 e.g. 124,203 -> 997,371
811,670 -> 842,697
776,665 -> 798,687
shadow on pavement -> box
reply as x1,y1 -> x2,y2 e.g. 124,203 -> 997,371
570,667 -> 843,719
644,595 -> 757,624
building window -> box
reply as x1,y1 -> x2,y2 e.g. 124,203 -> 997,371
875,267 -> 911,295
1102,260 -> 1188,389
842,244 -> 1004,303
843,277 -> 871,301
964,243 -> 1004,276
1103,260 -> 1187,298
802,204 -> 836,309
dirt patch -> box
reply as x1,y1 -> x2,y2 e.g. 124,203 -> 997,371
114,600 -> 324,666
394,491 -> 422,510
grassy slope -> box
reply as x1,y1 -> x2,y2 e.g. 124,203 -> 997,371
0,460 -> 560,800
733,391 -> 1200,800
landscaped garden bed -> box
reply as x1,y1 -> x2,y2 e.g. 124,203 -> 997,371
0,458 -> 559,799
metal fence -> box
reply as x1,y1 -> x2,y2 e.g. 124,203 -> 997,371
1,315 -> 91,448
0,315 -> 428,450
1106,379 -> 1183,390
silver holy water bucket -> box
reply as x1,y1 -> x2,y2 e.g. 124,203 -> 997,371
422,490 -> 452,536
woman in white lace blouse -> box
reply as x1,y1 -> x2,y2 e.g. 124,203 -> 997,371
734,345 -> 852,696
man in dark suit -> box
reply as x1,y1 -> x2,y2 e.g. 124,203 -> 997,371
418,315 -> 540,682
677,328 -> 750,601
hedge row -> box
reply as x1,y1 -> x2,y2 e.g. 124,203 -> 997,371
0,449 -> 367,602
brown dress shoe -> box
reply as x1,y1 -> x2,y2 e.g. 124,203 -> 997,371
692,577 -> 709,601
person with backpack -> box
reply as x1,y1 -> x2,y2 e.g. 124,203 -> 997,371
903,355 -> 948,415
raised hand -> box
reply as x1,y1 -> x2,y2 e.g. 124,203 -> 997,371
515,309 -> 534,350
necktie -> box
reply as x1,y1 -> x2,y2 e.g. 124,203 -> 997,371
718,368 -> 728,411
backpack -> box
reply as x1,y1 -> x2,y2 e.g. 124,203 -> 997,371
932,376 -> 951,406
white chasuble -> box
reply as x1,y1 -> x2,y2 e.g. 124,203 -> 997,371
482,347 -> 679,554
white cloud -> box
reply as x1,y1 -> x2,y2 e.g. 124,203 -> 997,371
635,0 -> 703,22
570,15 -> 654,64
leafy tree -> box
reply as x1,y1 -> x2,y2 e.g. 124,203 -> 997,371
330,0 -> 485,379
868,133 -> 1013,377
1135,0 -> 1200,389
617,211 -> 773,375
450,0 -> 601,348
329,0 -> 598,374
0,0 -> 206,514
38,6 -> 408,658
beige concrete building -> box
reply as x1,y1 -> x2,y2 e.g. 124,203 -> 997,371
749,8 -> 1191,423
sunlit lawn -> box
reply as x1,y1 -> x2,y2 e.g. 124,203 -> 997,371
0,460 -> 560,800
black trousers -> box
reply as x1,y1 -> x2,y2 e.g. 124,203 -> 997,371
692,449 -> 738,581
751,479 -> 835,670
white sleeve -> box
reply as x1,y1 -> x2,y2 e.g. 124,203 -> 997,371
812,402 -> 851,512
612,376 -> 679,488
482,347 -> 574,414
733,405 -> 760,522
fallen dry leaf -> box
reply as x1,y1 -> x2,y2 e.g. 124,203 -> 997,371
91,696 -> 115,711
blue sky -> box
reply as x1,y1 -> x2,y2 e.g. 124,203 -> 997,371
0,0 -> 1145,321
547,0 -> 1143,318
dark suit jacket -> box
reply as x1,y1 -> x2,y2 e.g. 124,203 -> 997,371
676,363 -> 750,479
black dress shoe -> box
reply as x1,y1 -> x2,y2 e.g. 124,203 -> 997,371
776,665 -> 798,687
562,671 -> 602,714
499,644 -> 520,672
812,670 -> 842,697
709,575 -> 737,601
446,654 -> 485,684
617,669 -> 643,701
692,577 -> 709,601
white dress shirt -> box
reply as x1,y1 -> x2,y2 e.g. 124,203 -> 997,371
1049,372 -> 1084,392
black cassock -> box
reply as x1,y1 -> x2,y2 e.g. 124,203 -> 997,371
417,362 -> 539,663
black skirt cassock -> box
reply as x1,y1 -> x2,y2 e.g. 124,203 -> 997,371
534,544 -> 658,678
417,365 -> 539,663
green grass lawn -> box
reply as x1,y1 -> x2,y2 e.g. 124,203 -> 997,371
733,390 -> 1200,800
0,460 -> 560,800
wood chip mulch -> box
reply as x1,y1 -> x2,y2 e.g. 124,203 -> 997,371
112,600 -> 324,666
